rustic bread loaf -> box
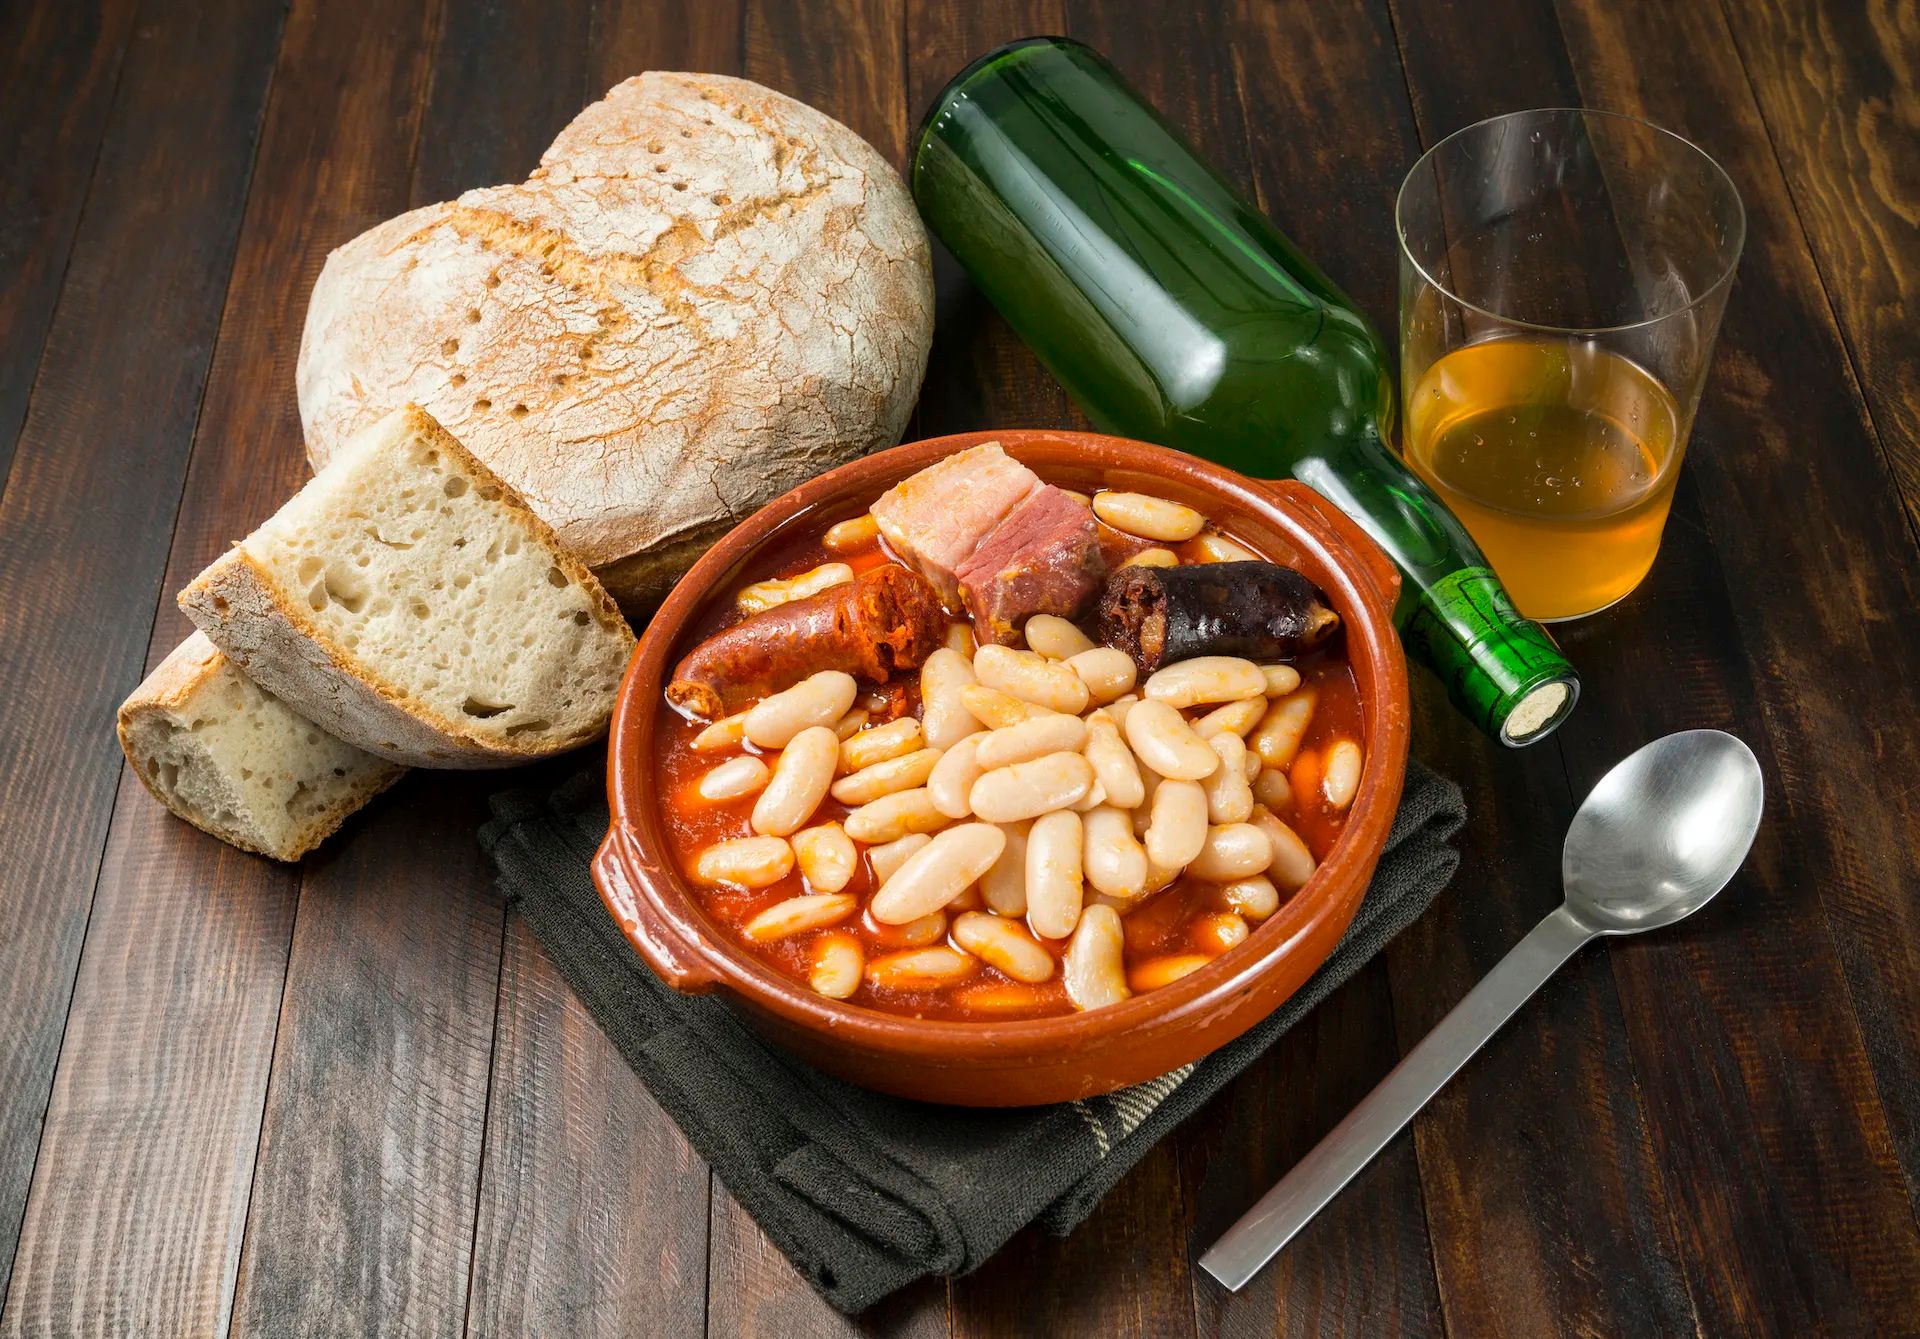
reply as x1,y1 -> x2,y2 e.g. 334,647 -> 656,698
179,405 -> 636,768
117,632 -> 403,861
297,72 -> 934,609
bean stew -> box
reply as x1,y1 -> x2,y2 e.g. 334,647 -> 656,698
653,443 -> 1366,1021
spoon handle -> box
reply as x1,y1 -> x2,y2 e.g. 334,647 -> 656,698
1200,903 -> 1596,1291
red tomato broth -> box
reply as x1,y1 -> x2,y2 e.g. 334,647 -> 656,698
650,499 -> 1366,1021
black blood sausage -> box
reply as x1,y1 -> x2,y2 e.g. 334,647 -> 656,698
1095,561 -> 1339,672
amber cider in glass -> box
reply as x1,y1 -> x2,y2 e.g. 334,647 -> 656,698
1402,336 -> 1684,622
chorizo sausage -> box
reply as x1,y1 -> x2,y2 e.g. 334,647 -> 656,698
668,565 -> 946,718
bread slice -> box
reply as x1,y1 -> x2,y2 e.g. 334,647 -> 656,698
118,632 -> 404,860
179,405 -> 637,768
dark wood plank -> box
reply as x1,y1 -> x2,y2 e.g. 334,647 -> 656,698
0,0 -> 139,487
692,4 -> 953,1331
460,3 -> 735,1334
903,0 -> 1079,441
0,0 -> 284,1320
191,2 -> 539,1337
1719,0 -> 1920,535
1389,0 -> 1920,1330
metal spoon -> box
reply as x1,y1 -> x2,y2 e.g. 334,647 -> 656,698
1200,729 -> 1764,1291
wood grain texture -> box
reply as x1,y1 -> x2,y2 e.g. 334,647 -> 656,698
0,0 -> 137,487
1719,0 -> 1920,533
696,4 -> 954,1330
1390,0 -> 1920,1330
0,0 -> 283,1318
461,3 -> 732,1333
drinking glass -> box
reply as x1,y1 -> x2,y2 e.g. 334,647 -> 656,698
1396,109 -> 1744,621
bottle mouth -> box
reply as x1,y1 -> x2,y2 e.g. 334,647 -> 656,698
1501,676 -> 1579,746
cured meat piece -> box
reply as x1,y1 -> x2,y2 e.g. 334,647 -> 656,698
957,486 -> 1105,645
1095,562 -> 1339,671
668,566 -> 947,718
870,442 -> 1040,606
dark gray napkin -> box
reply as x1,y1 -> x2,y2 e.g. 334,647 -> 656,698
481,757 -> 1464,1313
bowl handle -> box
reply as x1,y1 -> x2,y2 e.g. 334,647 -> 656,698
591,823 -> 723,994
1259,479 -> 1402,607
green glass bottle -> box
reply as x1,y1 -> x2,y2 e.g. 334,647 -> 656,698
913,37 -> 1578,746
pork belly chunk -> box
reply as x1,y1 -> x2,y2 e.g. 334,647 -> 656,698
871,442 -> 1040,607
958,485 -> 1106,645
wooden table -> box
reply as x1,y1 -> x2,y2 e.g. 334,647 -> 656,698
3,0 -> 1917,1333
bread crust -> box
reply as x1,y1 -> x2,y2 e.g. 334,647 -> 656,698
179,406 -> 636,769
297,72 -> 934,610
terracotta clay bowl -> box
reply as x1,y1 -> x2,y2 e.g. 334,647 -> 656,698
594,430 -> 1411,1107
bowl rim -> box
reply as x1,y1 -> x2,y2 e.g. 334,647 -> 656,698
600,429 -> 1410,1062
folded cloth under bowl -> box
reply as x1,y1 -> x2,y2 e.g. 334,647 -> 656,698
480,757 -> 1464,1314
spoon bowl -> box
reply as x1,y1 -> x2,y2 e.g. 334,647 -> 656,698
1563,729 -> 1765,934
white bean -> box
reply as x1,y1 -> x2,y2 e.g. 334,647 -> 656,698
1092,491 -> 1205,542
1323,739 -> 1364,810
1193,533 -> 1258,563
959,683 -> 1045,729
869,823 -> 1006,924
743,893 -> 856,942
1129,954 -> 1212,992
1193,696 -> 1267,740
1250,687 -> 1317,769
1144,779 -> 1209,870
1203,733 -> 1254,824
927,733 -> 987,819
952,911 -> 1056,983
1251,806 -> 1317,889
1245,749 -> 1264,782
691,711 -> 748,751
1025,810 -> 1085,940
692,836 -> 793,889
1023,614 -> 1095,660
980,820 -> 1031,916
843,788 -> 948,844
830,747 -> 943,806
697,755 -> 769,802
1104,694 -> 1139,731
969,752 -> 1095,823
1192,910 -> 1251,954
744,671 -> 858,749
1120,546 -> 1179,568
1259,663 -> 1303,697
1215,875 -> 1280,921
1064,904 -> 1130,1011
1124,700 -> 1221,781
875,908 -> 950,947
841,717 -> 923,772
833,708 -> 870,741
809,932 -> 864,998
1083,710 -> 1146,810
974,644 -> 1090,715
868,832 -> 931,884
1187,822 -> 1273,881
822,514 -> 879,552
866,947 -> 978,990
791,823 -> 856,893
945,621 -> 976,656
1253,767 -> 1294,812
920,648 -> 981,750
976,713 -> 1087,770
1144,656 -> 1266,708
737,562 -> 853,614
1065,647 -> 1137,704
1082,805 -> 1149,899
750,726 -> 839,837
